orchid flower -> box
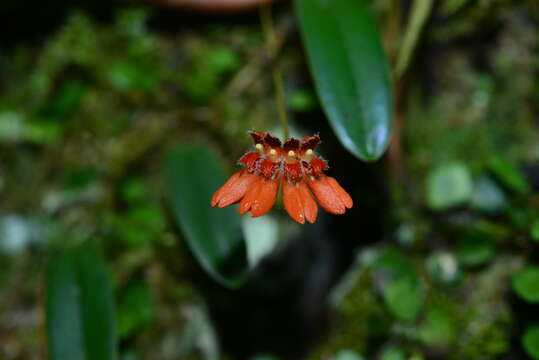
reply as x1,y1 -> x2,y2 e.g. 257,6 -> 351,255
211,131 -> 353,224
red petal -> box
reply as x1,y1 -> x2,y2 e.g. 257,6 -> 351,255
310,157 -> 328,177
259,158 -> 278,179
307,175 -> 348,214
238,152 -> 260,173
282,180 -> 318,224
212,172 -> 258,208
284,162 -> 303,182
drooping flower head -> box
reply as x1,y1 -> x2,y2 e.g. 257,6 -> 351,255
211,131 -> 353,224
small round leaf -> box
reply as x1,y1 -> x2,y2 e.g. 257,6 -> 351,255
523,325 -> 539,359
512,266 -> 539,303
427,163 -> 473,210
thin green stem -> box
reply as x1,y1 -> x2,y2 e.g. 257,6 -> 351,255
259,4 -> 289,140
395,0 -> 433,78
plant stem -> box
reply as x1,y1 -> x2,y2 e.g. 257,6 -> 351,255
259,3 -> 289,140
395,0 -> 433,78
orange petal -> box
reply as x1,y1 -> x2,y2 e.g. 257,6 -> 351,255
282,180 -> 318,224
211,172 -> 241,207
307,175 -> 349,215
282,180 -> 305,224
250,176 -> 280,217
238,177 -> 262,215
326,176 -> 353,209
212,172 -> 258,208
298,181 -> 318,223
239,175 -> 279,217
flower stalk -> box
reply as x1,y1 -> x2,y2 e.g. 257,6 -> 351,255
260,3 -> 289,140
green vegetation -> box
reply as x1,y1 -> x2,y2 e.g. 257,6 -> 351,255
1,1 -> 539,359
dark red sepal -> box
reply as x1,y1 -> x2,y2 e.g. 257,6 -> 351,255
239,152 -> 260,173
249,131 -> 266,144
264,133 -> 282,148
301,136 -> 320,151
283,138 -> 300,152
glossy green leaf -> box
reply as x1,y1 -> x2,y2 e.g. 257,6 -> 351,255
46,246 -> 117,360
296,0 -> 393,161
164,145 -> 248,288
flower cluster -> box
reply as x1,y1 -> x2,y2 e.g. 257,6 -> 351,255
211,131 -> 353,224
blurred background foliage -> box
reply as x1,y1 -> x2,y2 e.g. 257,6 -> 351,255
1,0 -> 539,359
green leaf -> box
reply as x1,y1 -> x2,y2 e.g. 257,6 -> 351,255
426,162 -> 473,210
418,307 -> 456,346
380,346 -> 406,360
488,155 -> 530,195
296,0 -> 393,161
523,325 -> 539,359
46,82 -> 86,118
512,266 -> 539,303
107,61 -> 156,92
334,349 -> 365,360
383,277 -> 423,322
373,247 -> 417,280
46,246 -> 117,360
206,46 -> 242,73
530,219 -> 539,243
288,89 -> 317,112
249,355 -> 280,360
470,177 -> 508,213
457,236 -> 494,267
164,145 -> 248,288
117,283 -> 154,339
118,204 -> 166,247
